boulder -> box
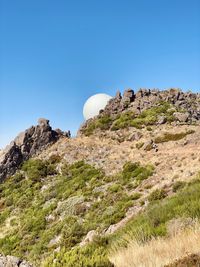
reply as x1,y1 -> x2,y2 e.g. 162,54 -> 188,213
121,89 -> 135,107
38,118 -> 49,127
80,230 -> 97,246
157,115 -> 167,125
127,132 -> 142,141
174,112 -> 189,122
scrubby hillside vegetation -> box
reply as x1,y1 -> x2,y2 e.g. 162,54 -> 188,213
0,157 -> 154,266
1,88 -> 200,267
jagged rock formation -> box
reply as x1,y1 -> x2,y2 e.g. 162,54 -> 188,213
79,88 -> 200,135
0,254 -> 33,267
0,118 -> 70,182
104,88 -> 200,117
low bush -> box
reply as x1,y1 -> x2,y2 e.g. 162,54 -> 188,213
111,111 -> 135,131
148,189 -> 167,202
121,162 -> 154,184
43,243 -> 114,267
172,181 -> 186,192
155,130 -> 195,143
83,115 -> 113,136
136,142 -> 144,149
130,192 -> 142,200
108,184 -> 122,193
22,159 -> 57,181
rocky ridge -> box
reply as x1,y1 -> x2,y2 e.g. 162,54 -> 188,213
79,88 -> 200,135
104,88 -> 200,120
0,118 -> 70,182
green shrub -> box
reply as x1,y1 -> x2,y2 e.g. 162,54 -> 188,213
172,181 -> 186,192
22,159 -> 48,181
83,115 -> 113,136
48,154 -> 62,164
148,189 -> 167,202
131,192 -> 142,200
43,243 -> 114,267
108,184 -> 122,193
146,126 -> 152,131
121,162 -> 154,184
155,130 -> 195,143
111,111 -> 135,131
136,142 -> 144,149
12,172 -> 24,183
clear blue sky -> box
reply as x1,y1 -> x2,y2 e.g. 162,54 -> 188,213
0,0 -> 200,148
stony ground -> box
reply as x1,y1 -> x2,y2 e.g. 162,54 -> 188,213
40,124 -> 200,187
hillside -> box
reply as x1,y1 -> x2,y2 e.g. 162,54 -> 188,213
1,88 -> 200,267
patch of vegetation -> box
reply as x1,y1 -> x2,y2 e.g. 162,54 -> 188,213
111,111 -> 136,130
172,181 -> 187,192
108,184 -> 122,193
154,130 -> 195,143
148,189 -> 167,202
130,192 -> 142,200
82,115 -> 113,136
0,159 -> 153,266
22,159 -> 57,181
136,142 -> 144,149
111,102 -> 175,131
43,242 -> 114,267
120,162 -> 154,185
82,101 -> 177,135
110,178 -> 200,249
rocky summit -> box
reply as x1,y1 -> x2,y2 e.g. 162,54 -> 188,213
79,88 -> 200,136
0,118 -> 70,182
1,88 -> 200,267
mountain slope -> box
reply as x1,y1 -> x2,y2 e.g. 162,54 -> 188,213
1,88 -> 200,267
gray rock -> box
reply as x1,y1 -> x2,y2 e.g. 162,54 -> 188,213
115,90 -> 122,100
121,89 -> 135,108
38,118 -> 49,127
80,230 -> 97,246
174,112 -> 189,122
157,115 -> 167,125
143,140 -> 158,151
0,119 -> 70,182
143,140 -> 153,151
127,132 -> 142,141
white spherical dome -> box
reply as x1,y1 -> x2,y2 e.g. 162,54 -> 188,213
83,93 -> 112,120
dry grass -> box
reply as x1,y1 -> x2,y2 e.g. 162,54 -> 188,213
109,221 -> 200,267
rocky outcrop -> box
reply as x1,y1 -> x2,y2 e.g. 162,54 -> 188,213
0,254 -> 33,267
103,88 -> 200,118
0,119 -> 70,182
79,88 -> 200,135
